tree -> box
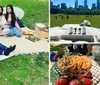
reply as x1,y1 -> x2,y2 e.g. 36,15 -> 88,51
91,10 -> 100,15
50,7 -> 100,15
79,10 -> 85,15
84,9 -> 91,15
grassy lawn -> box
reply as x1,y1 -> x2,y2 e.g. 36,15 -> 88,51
0,53 -> 49,85
50,64 -> 59,85
0,0 -> 48,29
51,14 -> 100,28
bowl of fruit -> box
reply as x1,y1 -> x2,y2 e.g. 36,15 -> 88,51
56,55 -> 93,85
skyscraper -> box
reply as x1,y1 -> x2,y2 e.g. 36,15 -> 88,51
84,0 -> 88,9
50,0 -> 53,8
75,0 -> 78,8
91,3 -> 96,10
97,0 -> 100,9
61,3 -> 67,9
79,5 -> 84,9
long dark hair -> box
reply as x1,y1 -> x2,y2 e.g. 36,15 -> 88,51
5,5 -> 16,27
0,6 -> 3,16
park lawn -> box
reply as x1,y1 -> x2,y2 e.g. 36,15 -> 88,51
51,14 -> 100,28
0,0 -> 48,29
0,53 -> 49,85
50,64 -> 59,85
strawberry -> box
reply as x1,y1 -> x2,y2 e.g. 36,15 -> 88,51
56,78 -> 68,85
82,78 -> 93,85
69,79 -> 82,85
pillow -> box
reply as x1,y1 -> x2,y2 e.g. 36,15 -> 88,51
17,18 -> 25,28
50,52 -> 56,61
50,52 -> 58,61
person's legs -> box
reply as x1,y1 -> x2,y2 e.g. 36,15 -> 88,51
68,44 -> 74,53
13,27 -> 21,37
0,43 -> 16,56
0,43 -> 8,55
9,28 -> 15,36
87,44 -> 93,56
4,45 -> 16,56
0,43 -> 7,50
0,49 -> 4,54
0,28 -> 10,36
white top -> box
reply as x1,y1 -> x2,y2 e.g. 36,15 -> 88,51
0,15 -> 7,26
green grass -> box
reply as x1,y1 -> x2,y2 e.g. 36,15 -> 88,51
0,0 -> 48,29
51,14 -> 100,28
50,64 -> 59,85
0,53 -> 49,85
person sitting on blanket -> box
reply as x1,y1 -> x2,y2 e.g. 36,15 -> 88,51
0,5 -> 10,36
0,43 -> 16,56
68,44 -> 93,56
5,5 -> 22,37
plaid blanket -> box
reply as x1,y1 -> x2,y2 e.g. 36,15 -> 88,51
90,60 -> 100,85
53,60 -> 100,85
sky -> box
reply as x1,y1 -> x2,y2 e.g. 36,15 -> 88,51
51,0 -> 97,9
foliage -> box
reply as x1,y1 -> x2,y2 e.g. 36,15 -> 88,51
51,7 -> 100,15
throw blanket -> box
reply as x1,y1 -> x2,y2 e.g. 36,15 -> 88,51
0,36 -> 48,61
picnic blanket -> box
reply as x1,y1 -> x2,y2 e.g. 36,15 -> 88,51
0,35 -> 48,61
0,7 -> 49,60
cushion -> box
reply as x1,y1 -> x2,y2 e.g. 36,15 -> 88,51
17,18 -> 25,28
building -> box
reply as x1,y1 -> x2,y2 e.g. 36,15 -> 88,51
57,4 -> 60,8
79,5 -> 84,9
75,0 -> 78,8
84,0 -> 88,9
50,1 -> 53,8
91,3 -> 96,10
52,5 -> 60,8
61,3 -> 67,9
50,1 -> 60,8
97,0 -> 100,9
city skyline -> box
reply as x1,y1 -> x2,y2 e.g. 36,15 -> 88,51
51,0 -> 96,9
97,0 -> 100,9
